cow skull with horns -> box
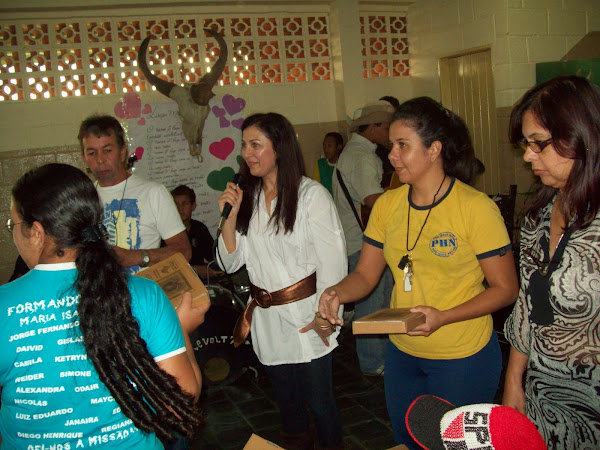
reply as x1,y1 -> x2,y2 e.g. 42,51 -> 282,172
138,28 -> 227,161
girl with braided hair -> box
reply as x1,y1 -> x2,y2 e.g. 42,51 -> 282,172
1,163 -> 207,448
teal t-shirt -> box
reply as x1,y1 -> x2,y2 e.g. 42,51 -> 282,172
0,263 -> 185,449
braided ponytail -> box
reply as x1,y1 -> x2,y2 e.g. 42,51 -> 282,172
12,163 -> 203,440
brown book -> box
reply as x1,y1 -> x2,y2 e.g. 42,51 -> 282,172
352,308 -> 426,334
243,434 -> 283,449
135,252 -> 210,310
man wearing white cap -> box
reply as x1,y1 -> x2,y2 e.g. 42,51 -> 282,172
332,101 -> 394,376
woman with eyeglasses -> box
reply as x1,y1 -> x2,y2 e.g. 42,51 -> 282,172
317,97 -> 519,446
503,75 -> 600,448
1,163 -> 207,448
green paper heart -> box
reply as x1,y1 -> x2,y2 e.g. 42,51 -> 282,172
236,155 -> 243,167
207,166 -> 236,191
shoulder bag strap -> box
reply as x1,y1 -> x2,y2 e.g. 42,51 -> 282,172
336,169 -> 365,231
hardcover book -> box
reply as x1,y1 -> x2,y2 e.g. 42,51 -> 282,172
135,252 -> 210,309
352,308 -> 426,334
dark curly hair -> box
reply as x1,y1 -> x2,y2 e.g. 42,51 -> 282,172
236,112 -> 305,235
393,97 -> 478,184
12,163 -> 203,441
509,75 -> 600,234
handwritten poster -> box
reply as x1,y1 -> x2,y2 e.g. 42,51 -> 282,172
122,94 -> 245,237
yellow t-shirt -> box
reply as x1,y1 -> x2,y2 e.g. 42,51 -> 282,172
364,178 -> 511,359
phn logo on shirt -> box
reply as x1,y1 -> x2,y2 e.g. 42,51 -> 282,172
430,232 -> 458,257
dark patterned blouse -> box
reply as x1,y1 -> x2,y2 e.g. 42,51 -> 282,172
505,196 -> 600,449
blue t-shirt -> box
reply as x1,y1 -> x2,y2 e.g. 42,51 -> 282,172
0,262 -> 186,449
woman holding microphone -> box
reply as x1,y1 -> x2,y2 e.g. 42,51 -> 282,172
217,112 -> 346,449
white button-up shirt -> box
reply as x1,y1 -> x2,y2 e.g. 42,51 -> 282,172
218,177 -> 347,365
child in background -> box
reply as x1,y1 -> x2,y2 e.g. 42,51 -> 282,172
314,132 -> 344,195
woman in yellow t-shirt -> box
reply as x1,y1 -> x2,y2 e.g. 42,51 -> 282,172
318,97 -> 519,447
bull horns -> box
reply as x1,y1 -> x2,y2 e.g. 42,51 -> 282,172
138,28 -> 228,105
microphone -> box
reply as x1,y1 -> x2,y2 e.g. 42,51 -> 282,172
217,173 -> 244,234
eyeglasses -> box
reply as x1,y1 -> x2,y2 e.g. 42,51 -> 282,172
518,137 -> 553,153
5,218 -> 24,233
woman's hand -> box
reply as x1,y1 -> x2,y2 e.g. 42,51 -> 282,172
318,287 -> 344,326
406,305 -> 446,337
218,181 -> 244,221
299,313 -> 337,347
502,378 -> 526,414
503,347 -> 528,414
176,291 -> 211,335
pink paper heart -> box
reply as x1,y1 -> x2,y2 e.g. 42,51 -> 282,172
209,137 -> 235,160
219,116 -> 231,128
114,92 -> 142,119
142,104 -> 152,114
137,117 -> 146,125
232,118 -> 244,129
212,105 -> 226,118
222,94 -> 246,116
135,146 -> 145,160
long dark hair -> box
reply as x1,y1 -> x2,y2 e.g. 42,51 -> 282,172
393,97 -> 478,184
236,113 -> 305,235
509,75 -> 600,234
12,163 -> 202,441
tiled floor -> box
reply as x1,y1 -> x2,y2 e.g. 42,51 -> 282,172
190,324 -> 396,449
189,299 -> 512,450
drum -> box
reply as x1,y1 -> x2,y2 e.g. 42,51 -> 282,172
190,284 -> 252,387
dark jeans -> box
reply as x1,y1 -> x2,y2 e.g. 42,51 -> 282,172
385,331 -> 502,448
163,435 -> 189,450
263,352 -> 343,447
348,250 -> 393,374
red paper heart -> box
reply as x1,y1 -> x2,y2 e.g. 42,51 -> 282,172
114,92 -> 142,119
142,104 -> 152,114
137,117 -> 146,125
135,146 -> 145,160
209,138 -> 235,160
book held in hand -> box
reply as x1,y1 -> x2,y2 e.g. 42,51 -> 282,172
135,252 -> 210,309
352,308 -> 426,334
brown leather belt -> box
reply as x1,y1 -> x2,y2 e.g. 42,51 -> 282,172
232,272 -> 317,347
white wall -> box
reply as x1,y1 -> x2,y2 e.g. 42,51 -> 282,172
408,0 -> 599,107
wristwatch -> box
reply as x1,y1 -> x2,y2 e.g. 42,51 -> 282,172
140,249 -> 150,268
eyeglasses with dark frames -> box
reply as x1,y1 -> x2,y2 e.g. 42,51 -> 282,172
5,218 -> 24,233
518,137 -> 553,154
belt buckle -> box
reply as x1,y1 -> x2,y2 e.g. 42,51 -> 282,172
254,289 -> 273,308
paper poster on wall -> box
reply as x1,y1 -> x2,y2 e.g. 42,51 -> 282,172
120,93 -> 245,237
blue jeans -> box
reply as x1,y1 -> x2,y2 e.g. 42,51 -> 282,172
384,331 -> 502,448
263,352 -> 343,447
348,250 -> 393,374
